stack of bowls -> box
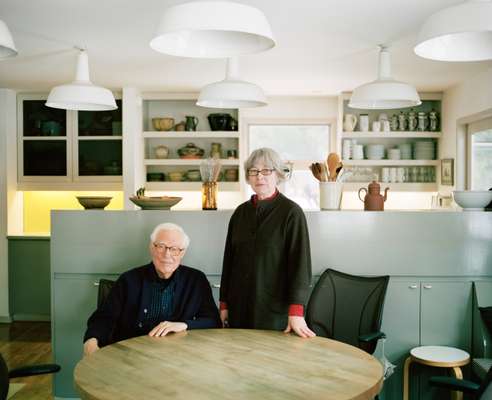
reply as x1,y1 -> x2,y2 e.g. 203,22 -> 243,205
388,148 -> 401,160
398,143 -> 413,159
413,141 -> 435,160
365,144 -> 385,160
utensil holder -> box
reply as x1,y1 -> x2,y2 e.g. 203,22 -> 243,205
319,182 -> 343,210
202,182 -> 218,210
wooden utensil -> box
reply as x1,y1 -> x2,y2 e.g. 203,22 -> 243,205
310,163 -> 322,181
327,153 -> 340,181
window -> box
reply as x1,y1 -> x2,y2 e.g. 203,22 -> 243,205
248,123 -> 331,209
468,118 -> 492,190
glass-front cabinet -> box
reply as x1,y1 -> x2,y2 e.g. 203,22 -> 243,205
17,94 -> 122,189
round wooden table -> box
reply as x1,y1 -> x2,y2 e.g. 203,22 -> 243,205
74,329 -> 383,400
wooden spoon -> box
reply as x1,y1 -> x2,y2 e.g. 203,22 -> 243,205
327,153 -> 340,181
310,163 -> 322,181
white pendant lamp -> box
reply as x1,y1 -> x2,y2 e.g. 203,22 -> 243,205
150,1 -> 275,58
46,50 -> 117,111
197,58 -> 267,108
415,0 -> 492,62
0,19 -> 17,58
349,46 -> 421,110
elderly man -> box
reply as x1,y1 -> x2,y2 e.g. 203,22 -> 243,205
83,222 -> 220,355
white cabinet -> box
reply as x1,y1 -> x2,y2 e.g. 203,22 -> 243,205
337,92 -> 442,192
17,94 -> 123,190
142,96 -> 240,191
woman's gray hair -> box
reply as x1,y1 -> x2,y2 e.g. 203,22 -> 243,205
150,223 -> 190,249
244,147 -> 287,181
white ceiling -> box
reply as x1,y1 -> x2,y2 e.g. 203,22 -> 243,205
1,0 -> 491,96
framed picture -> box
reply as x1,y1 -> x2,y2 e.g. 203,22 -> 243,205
441,158 -> 454,186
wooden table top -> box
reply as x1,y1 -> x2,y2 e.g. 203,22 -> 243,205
74,329 -> 383,400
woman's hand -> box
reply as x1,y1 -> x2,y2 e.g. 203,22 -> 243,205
284,316 -> 316,338
220,309 -> 229,328
83,338 -> 100,356
149,321 -> 188,337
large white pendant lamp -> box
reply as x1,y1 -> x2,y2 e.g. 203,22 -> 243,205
0,19 -> 17,58
46,50 -> 117,111
150,1 -> 275,58
415,0 -> 492,62
197,58 -> 267,108
349,46 -> 421,110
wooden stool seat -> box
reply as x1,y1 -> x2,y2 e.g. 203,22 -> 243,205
410,346 -> 470,367
403,346 -> 470,400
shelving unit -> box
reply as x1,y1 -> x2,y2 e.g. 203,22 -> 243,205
141,96 -> 240,191
337,92 -> 442,191
17,94 -> 123,190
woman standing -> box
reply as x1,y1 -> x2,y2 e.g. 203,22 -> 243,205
220,148 -> 315,338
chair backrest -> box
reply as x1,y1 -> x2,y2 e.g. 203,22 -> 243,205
97,279 -> 115,308
306,268 -> 389,354
479,365 -> 492,399
0,353 -> 9,400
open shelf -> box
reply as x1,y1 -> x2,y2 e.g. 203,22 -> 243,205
143,131 -> 239,138
343,160 -> 439,166
145,181 -> 240,191
341,131 -> 440,138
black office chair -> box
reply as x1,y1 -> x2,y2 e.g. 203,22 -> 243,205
306,268 -> 389,355
429,365 -> 492,399
0,352 -> 60,400
97,279 -> 115,308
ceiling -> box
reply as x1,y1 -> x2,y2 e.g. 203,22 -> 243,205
1,0 -> 491,96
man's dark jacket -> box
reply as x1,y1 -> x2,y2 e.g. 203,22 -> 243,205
84,263 -> 221,346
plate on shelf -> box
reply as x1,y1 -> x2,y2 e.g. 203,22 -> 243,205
129,196 -> 182,210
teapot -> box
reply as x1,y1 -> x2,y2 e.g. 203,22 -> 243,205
343,114 -> 357,132
178,142 -> 205,159
358,181 -> 389,211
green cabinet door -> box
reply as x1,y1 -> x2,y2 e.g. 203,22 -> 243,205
52,274 -> 118,399
419,281 -> 473,400
376,280 -> 420,400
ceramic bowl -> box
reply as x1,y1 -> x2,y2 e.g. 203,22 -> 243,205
452,191 -> 492,211
146,172 -> 165,182
76,196 -> 112,210
168,172 -> 184,182
129,196 -> 182,210
186,170 -> 201,181
152,117 -> 175,131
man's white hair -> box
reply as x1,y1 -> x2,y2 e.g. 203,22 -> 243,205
150,223 -> 190,249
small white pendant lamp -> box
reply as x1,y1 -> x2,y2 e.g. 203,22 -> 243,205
197,58 -> 267,108
349,46 -> 421,110
0,19 -> 17,58
46,50 -> 117,111
415,0 -> 492,62
150,1 -> 275,58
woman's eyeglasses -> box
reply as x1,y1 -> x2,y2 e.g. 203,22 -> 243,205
247,168 -> 275,177
152,243 -> 183,257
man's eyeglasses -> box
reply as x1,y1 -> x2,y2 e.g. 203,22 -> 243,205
247,168 -> 275,177
152,243 -> 184,257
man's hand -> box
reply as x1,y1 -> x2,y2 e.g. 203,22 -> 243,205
83,338 -> 100,356
220,309 -> 229,328
284,316 -> 316,338
149,321 -> 188,337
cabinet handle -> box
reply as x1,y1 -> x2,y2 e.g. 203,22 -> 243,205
94,282 -> 100,286
212,284 -> 220,288
408,285 -> 418,289
423,285 -> 432,289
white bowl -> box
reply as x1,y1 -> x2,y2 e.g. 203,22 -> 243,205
452,191 -> 492,211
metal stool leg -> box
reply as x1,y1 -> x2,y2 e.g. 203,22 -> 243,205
403,356 -> 413,400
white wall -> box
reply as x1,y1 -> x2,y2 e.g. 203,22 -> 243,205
0,89 -> 16,321
441,67 -> 492,194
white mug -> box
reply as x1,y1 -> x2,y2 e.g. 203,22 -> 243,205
372,121 -> 381,132
389,168 -> 397,183
397,167 -> 405,183
382,168 -> 390,183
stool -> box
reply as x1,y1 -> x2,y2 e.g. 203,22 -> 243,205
403,346 -> 470,400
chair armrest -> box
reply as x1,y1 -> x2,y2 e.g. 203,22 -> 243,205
429,376 -> 480,394
359,331 -> 386,343
9,363 -> 61,378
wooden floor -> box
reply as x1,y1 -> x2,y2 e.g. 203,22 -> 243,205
0,321 -> 53,400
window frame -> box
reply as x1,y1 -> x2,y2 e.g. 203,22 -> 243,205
466,117 -> 492,190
